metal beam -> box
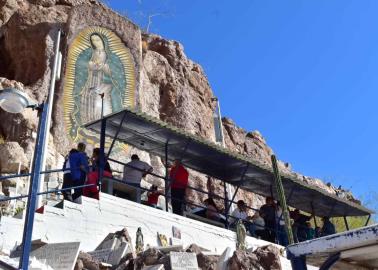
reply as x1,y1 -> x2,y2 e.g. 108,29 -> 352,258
98,117 -> 107,192
319,253 -> 340,270
343,216 -> 349,231
286,224 -> 378,257
311,202 -> 318,229
365,214 -> 371,226
107,111 -> 128,157
228,185 -> 240,213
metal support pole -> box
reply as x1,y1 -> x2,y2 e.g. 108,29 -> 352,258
311,202 -> 318,228
223,183 -> 229,229
228,185 -> 240,211
37,29 -> 62,209
100,93 -> 104,119
164,141 -> 169,212
343,216 -> 349,231
271,155 -> 294,245
19,103 -> 47,269
365,214 -> 371,226
98,118 -> 107,192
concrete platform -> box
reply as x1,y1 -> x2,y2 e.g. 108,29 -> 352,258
0,193 -> 317,269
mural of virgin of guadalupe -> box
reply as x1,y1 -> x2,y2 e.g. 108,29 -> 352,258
78,33 -> 121,123
64,27 -> 136,144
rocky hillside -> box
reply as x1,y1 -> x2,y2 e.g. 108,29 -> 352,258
0,0 -> 359,214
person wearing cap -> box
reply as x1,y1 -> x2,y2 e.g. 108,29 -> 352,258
123,154 -> 153,203
290,209 -> 313,242
169,159 -> 189,215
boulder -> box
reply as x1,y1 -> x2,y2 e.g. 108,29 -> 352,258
254,245 -> 282,270
197,253 -> 219,270
74,251 -> 101,270
228,250 -> 264,270
0,142 -> 28,173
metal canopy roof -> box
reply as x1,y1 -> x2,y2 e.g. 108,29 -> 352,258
85,108 -> 373,217
287,224 -> 378,269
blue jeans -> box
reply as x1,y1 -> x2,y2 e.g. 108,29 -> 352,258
277,225 -> 288,246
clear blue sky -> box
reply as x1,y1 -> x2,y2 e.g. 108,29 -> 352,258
107,0 -> 378,211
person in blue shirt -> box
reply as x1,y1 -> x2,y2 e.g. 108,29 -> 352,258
62,148 -> 78,201
69,142 -> 89,203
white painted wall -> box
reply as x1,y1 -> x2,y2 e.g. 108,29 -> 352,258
0,193 -> 317,269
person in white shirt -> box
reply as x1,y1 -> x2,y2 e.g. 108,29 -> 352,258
230,200 -> 249,226
249,211 -> 266,238
123,154 -> 153,202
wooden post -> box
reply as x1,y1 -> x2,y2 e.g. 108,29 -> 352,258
271,154 -> 294,245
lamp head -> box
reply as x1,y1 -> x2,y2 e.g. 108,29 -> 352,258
0,88 -> 36,114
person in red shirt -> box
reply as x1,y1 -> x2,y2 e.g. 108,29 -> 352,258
83,148 -> 112,200
147,184 -> 163,207
169,159 -> 189,215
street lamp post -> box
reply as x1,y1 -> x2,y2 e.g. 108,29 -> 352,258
0,88 -> 44,269
0,29 -> 62,270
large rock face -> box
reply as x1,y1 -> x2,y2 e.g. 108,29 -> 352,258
0,0 -> 358,211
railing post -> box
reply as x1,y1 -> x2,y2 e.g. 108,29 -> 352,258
98,118 -> 107,192
271,154 -> 294,245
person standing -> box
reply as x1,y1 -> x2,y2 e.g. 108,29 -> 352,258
306,222 -> 315,240
290,209 -> 313,242
321,217 -> 336,236
169,159 -> 189,215
69,143 -> 89,203
276,202 -> 289,246
83,148 -> 112,200
62,148 -> 78,202
259,197 -> 277,243
123,154 -> 153,203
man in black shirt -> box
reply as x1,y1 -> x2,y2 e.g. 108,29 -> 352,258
259,197 -> 276,243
